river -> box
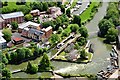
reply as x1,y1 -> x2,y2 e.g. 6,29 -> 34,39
7,2 -> 112,78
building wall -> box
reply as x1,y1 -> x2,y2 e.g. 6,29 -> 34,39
0,42 -> 7,49
45,29 -> 52,38
1,16 -> 24,29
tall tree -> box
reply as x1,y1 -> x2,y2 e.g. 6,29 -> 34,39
2,68 -> 12,78
78,26 -> 88,38
26,62 -> 38,74
73,15 -> 81,27
39,53 -> 51,71
66,8 -> 71,17
11,21 -> 18,30
2,28 -> 12,42
105,27 -> 118,42
98,19 -> 114,36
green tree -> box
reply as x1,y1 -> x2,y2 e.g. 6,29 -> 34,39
57,27 -> 63,34
105,27 -> 118,42
42,21 -> 54,28
73,15 -> 81,27
11,21 -> 18,30
2,68 -> 12,78
50,34 -> 60,44
109,16 -> 120,26
24,48 -> 33,58
77,37 -> 87,46
2,28 -> 12,42
98,19 -> 114,36
26,62 -> 38,74
80,49 -> 88,59
24,14 -> 33,21
70,24 -> 79,32
60,5 -> 65,13
66,8 -> 71,17
78,26 -> 88,38
38,53 -> 51,71
42,2 -> 48,11
10,52 -> 17,63
2,55 -> 8,65
16,48 -> 25,61
39,48 -> 43,55
33,46 -> 39,57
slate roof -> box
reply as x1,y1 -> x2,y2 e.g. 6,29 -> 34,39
29,29 -> 45,36
1,12 -> 24,19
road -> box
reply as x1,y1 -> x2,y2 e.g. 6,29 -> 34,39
72,0 -> 90,15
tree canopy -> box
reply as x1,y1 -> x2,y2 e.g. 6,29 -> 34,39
78,26 -> 88,38
11,21 -> 18,30
2,28 -> 12,42
105,27 -> 118,42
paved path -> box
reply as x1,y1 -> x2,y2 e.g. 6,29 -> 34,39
109,69 -> 119,79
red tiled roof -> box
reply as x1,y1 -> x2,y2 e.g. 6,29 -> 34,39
13,37 -> 23,42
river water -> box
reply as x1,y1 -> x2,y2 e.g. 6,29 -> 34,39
7,2 -> 112,78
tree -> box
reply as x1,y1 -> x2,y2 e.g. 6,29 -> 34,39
42,21 -> 54,28
57,27 -> 63,34
39,48 -> 43,55
98,19 -> 114,36
10,52 -> 17,63
2,55 -> 8,65
78,26 -> 88,38
62,29 -> 70,37
39,53 -> 51,71
16,48 -> 25,61
60,5 -> 65,13
66,8 -> 71,17
105,27 -> 118,42
80,49 -> 88,59
11,21 -> 18,30
18,5 -> 31,15
109,16 -> 120,26
42,2 -> 48,11
2,68 -> 12,78
2,28 -> 12,42
24,48 -> 33,58
26,62 -> 38,74
73,15 -> 81,27
77,37 -> 87,46
24,14 -> 33,21
50,34 -> 60,44
70,24 -> 79,32
33,46 -> 40,57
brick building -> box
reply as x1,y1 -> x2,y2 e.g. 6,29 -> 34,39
42,26 -> 53,38
0,12 -> 24,29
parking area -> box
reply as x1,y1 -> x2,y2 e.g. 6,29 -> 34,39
12,32 -> 31,43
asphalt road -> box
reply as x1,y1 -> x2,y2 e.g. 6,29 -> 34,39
72,1 -> 90,15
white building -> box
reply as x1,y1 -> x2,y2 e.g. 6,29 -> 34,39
0,36 -> 7,49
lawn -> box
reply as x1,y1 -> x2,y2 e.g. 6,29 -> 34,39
70,0 -> 78,9
80,1 -> 100,22
1,0 -> 33,9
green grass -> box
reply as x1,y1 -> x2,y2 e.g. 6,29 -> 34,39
1,0 -> 32,9
80,1 -> 100,22
70,0 -> 78,9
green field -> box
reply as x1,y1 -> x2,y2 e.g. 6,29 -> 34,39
80,1 -> 100,22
